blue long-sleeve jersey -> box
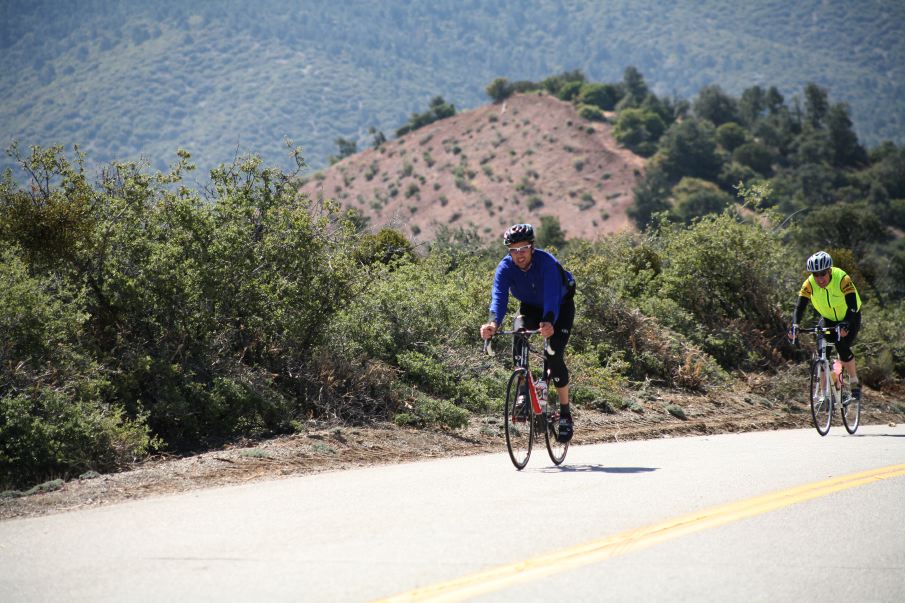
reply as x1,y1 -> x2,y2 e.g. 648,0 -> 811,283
489,249 -> 574,326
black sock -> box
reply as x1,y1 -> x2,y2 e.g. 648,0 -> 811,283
560,405 -> 571,416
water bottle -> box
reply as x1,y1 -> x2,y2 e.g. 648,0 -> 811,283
535,379 -> 548,407
833,359 -> 843,390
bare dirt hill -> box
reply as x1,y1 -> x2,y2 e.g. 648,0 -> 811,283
298,93 -> 645,244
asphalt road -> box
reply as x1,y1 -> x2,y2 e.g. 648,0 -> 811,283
2,425 -> 904,602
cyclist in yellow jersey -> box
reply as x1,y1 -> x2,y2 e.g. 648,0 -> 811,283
788,251 -> 863,401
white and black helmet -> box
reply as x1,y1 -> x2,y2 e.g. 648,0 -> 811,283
806,251 -> 833,273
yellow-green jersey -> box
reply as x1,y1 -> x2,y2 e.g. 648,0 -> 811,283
794,266 -> 862,323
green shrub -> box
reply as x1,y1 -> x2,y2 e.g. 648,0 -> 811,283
670,177 -> 734,223
328,250 -> 487,364
397,351 -> 455,397
733,141 -> 775,175
577,104 -> 606,122
395,393 -> 469,429
577,82 -> 620,111
0,391 -> 155,489
0,246 -> 157,489
396,338 -> 497,414
646,211 -> 796,370
665,404 -> 687,420
486,77 -> 514,103
857,304 -> 905,382
715,122 -> 748,152
452,378 -> 495,413
566,239 -> 727,388
557,81 -> 582,101
354,228 -> 414,266
613,108 -> 666,157
527,196 -> 544,210
2,146 -> 363,460
566,349 -> 628,409
860,349 -> 894,388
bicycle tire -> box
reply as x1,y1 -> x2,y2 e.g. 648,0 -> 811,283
840,372 -> 861,434
809,359 -> 832,436
544,407 -> 569,465
504,369 -> 532,470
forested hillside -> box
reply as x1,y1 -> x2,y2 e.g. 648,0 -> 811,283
2,0 -> 903,176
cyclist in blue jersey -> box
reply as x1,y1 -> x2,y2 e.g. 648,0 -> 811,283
480,224 -> 577,442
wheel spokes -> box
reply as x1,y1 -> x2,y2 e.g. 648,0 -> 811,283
810,362 -> 833,436
544,410 -> 568,465
505,372 -> 532,469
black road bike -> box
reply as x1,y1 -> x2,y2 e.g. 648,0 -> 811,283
485,327 -> 569,469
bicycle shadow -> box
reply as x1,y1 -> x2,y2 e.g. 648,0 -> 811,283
537,465 -> 658,474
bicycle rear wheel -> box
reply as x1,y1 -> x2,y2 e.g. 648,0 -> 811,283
504,370 -> 533,470
840,373 -> 861,434
809,360 -> 832,436
544,408 -> 569,465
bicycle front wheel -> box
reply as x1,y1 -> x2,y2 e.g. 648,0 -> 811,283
840,373 -> 861,434
504,369 -> 533,470
544,408 -> 569,465
809,360 -> 832,436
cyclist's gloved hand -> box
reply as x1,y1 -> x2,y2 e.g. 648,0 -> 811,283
480,322 -> 497,340
788,324 -> 799,341
838,322 -> 849,337
538,321 -> 554,339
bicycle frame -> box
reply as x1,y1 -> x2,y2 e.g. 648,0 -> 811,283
511,332 -> 547,415
486,328 -> 548,409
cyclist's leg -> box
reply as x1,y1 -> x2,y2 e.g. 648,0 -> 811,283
544,296 -> 573,393
515,304 -> 542,330
837,313 -> 862,399
513,304 -> 541,362
544,296 -> 575,442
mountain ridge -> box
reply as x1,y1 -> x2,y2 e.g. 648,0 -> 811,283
1,0 -> 902,176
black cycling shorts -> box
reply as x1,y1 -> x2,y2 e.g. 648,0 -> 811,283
819,312 -> 861,362
513,295 -> 575,388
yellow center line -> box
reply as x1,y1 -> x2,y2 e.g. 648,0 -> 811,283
374,463 -> 905,603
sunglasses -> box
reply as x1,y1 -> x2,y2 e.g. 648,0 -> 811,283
508,244 -> 532,256
813,269 -> 830,278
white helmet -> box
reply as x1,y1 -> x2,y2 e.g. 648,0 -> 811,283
806,251 -> 832,273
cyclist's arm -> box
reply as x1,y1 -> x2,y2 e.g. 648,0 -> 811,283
488,262 -> 510,327
541,257 -> 562,324
845,292 -> 859,316
791,295 -> 809,327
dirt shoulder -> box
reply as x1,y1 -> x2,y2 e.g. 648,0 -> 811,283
2,380 -> 902,521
